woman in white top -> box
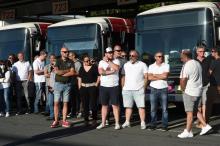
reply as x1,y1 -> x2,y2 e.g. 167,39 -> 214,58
0,60 -> 12,117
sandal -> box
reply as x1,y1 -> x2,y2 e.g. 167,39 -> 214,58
50,121 -> 60,128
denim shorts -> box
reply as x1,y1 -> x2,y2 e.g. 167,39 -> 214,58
122,87 -> 145,108
183,93 -> 201,112
54,82 -> 71,102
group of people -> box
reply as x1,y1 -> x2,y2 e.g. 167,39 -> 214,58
0,44 -> 219,138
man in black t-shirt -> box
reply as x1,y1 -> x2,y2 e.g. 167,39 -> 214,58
50,47 -> 75,128
195,45 -> 212,126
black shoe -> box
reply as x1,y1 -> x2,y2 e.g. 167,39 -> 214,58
46,117 -> 54,121
148,125 -> 156,131
34,112 -> 40,115
160,126 -> 168,132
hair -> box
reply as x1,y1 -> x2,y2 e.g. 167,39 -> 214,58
40,50 -> 47,56
154,51 -> 164,56
69,52 -> 78,58
182,50 -> 192,59
82,54 -> 90,61
49,54 -> 56,58
129,50 -> 139,57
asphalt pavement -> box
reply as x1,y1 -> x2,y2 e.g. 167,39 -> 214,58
0,108 -> 220,146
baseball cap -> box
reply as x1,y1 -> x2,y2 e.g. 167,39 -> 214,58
105,47 -> 113,53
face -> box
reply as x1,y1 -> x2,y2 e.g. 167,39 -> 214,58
211,49 -> 217,57
180,54 -> 187,63
42,53 -> 47,61
154,52 -> 163,64
8,56 -> 13,62
129,51 -> 138,63
50,55 -> 56,64
18,53 -> 24,61
83,57 -> 90,66
60,48 -> 69,58
196,47 -> 205,58
114,46 -> 122,57
106,51 -> 114,60
68,53 -> 73,60
121,52 -> 127,59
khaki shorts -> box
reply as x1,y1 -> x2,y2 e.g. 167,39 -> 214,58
183,93 -> 201,112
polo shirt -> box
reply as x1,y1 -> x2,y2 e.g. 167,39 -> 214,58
148,62 -> 170,89
12,61 -> 32,81
122,61 -> 148,90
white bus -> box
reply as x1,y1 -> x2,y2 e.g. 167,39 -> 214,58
0,22 -> 50,61
46,17 -> 134,59
136,2 -> 220,102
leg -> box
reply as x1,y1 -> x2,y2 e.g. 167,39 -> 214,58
22,81 -> 31,110
15,82 -> 23,113
101,105 -> 108,125
62,83 -> 71,121
54,102 -> 59,122
4,88 -> 10,113
89,87 -> 98,121
34,83 -> 42,113
125,108 -> 133,122
138,108 -> 145,123
48,92 -> 54,118
81,87 -> 90,121
186,111 -> 193,132
112,104 -> 120,124
159,88 -> 168,127
150,88 -> 158,126
62,102 -> 68,121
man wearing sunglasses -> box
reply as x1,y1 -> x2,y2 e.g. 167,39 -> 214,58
50,47 -> 76,128
121,50 -> 148,130
148,51 -> 170,131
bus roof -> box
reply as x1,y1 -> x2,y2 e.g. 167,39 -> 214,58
49,17 -> 134,33
0,22 -> 51,31
138,2 -> 220,16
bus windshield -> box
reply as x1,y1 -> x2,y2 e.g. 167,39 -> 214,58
47,24 -> 101,58
0,28 -> 27,60
136,8 -> 214,74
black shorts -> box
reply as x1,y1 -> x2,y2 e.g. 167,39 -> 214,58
99,86 -> 120,106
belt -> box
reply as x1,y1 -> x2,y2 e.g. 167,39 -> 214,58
81,82 -> 96,87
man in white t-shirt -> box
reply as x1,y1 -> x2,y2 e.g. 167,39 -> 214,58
178,50 -> 212,138
96,47 -> 121,130
121,50 -> 148,129
33,50 -> 47,113
12,52 -> 32,115
148,51 -> 169,131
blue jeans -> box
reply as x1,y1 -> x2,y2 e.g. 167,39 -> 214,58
34,82 -> 46,113
0,88 -> 10,113
150,87 -> 168,127
48,91 -> 54,118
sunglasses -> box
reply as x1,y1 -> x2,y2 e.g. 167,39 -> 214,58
211,51 -> 216,53
156,56 -> 163,58
62,51 -> 69,54
121,55 -> 126,57
84,60 -> 90,62
129,55 -> 136,57
114,50 -> 122,52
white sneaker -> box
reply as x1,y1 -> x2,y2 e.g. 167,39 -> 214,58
122,121 -> 131,128
0,113 -> 4,117
178,129 -> 194,138
5,112 -> 10,117
77,112 -> 82,118
105,120 -> 109,126
96,123 -> 105,130
140,121 -> 146,130
200,124 -> 212,135
114,123 -> 121,130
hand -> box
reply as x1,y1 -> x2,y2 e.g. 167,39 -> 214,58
103,56 -> 108,62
